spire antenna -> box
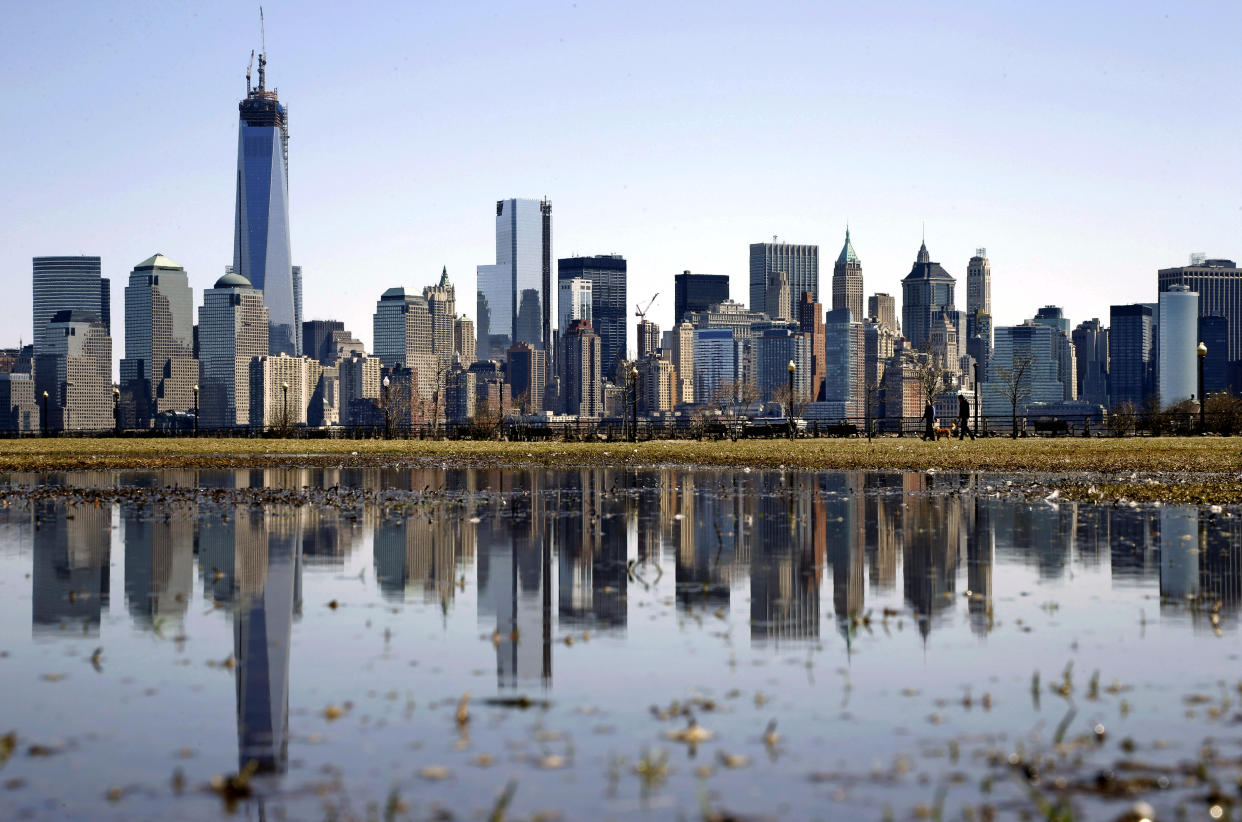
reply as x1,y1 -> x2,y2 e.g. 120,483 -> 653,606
257,7 -> 267,91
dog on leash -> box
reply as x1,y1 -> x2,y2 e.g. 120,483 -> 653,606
935,425 -> 954,440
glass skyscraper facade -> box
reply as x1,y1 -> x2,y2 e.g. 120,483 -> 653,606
477,199 -> 552,362
558,255 -> 627,377
233,52 -> 297,356
1109,304 -> 1154,409
120,254 -> 197,427
32,256 -> 109,354
749,242 -> 819,322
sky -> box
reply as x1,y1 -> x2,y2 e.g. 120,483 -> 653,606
2,0 -> 1240,365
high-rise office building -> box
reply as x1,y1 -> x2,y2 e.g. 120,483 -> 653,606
1158,256 -> 1242,374
120,254 -> 197,428
1199,315 -> 1228,395
558,278 -> 593,336
1108,304 -> 1154,409
637,319 -> 660,359
558,255 -> 626,376
301,320 -> 345,366
671,321 -> 695,406
832,228 -> 864,323
507,343 -> 546,415
637,355 -> 676,416
232,42 -> 297,356
868,293 -> 898,335
339,353 -> 381,427
1158,285 -> 1199,406
198,273 -> 269,429
424,267 -> 457,364
674,272 -> 729,325
750,242 -> 818,323
966,250 -> 991,336
901,242 -> 958,353
685,299 -> 771,341
754,328 -> 809,405
1072,319 -> 1109,407
982,323 -> 1066,419
563,319 -> 602,417
823,308 -> 864,418
477,199 -> 552,360
34,310 -> 113,431
693,328 -> 740,405
764,270 -> 792,322
373,287 -> 433,368
798,293 -> 825,402
0,374 -> 38,432
32,256 -> 110,354
1031,307 -> 1076,401
453,316 -> 477,366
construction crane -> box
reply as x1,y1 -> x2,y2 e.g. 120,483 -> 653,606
246,49 -> 254,93
635,293 -> 658,322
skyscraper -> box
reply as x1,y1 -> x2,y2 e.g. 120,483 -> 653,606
423,267 -> 457,364
507,343 -> 547,415
563,319 -> 602,417
233,40 -> 297,356
373,287 -> 433,368
1072,319 -> 1109,407
674,272 -> 729,325
301,320 -> 344,366
966,250 -> 991,331
558,255 -> 627,376
198,273 -> 269,429
1158,285 -> 1198,406
1031,306 -> 1077,401
901,242 -> 958,354
637,319 -> 660,359
32,256 -> 110,354
750,242 -> 818,322
1109,304 -> 1154,409
867,293 -> 898,334
764,270 -> 792,321
120,254 -> 197,428
34,310 -> 113,431
831,228 -> 863,323
823,308 -> 864,418
477,199 -> 553,360
982,323 -> 1066,420
1158,256 -> 1242,376
1199,315 -> 1228,395
798,293 -> 825,402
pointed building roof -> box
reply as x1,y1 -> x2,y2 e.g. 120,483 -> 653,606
903,240 -> 955,283
836,228 -> 860,266
135,253 -> 183,271
917,241 -> 930,264
439,265 -> 450,287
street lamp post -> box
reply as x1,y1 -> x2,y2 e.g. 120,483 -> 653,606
973,362 -> 980,438
192,385 -> 199,437
629,365 -> 639,443
1198,342 -> 1208,434
112,387 -> 120,436
787,360 -> 796,440
382,375 -> 391,440
281,381 -> 289,436
41,390 -> 49,437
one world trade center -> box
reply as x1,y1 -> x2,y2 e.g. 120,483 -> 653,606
232,24 -> 299,356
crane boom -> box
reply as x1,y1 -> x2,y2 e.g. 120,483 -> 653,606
634,292 -> 659,321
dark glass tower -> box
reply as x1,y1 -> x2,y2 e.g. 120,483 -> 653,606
233,40 -> 297,356
558,255 -> 627,377
674,272 -> 729,325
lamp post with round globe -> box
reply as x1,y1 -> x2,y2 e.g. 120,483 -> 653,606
787,360 -> 797,440
1198,342 -> 1208,433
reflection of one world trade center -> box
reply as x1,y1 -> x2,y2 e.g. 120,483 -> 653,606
477,471 -> 552,688
199,505 -> 302,773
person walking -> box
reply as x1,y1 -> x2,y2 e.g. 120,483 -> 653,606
922,400 -> 936,441
957,393 -> 976,440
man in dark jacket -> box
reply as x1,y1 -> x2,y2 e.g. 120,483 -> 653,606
922,400 -> 936,441
957,393 -> 976,440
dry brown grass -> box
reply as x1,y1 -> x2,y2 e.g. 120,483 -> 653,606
0,435 -> 1235,474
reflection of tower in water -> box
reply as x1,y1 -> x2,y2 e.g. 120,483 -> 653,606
198,505 -> 302,774
965,499 -> 994,636
32,501 -> 111,635
826,474 -> 864,645
902,496 -> 961,640
557,469 -> 628,632
476,470 -> 552,689
123,503 -> 194,627
750,474 -> 820,643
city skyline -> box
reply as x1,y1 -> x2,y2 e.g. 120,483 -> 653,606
3,2 -> 1238,366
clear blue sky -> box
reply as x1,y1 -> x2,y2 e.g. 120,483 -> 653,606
2,0 -> 1239,360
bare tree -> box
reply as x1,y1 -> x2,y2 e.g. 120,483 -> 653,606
913,348 -> 953,409
991,354 -> 1034,438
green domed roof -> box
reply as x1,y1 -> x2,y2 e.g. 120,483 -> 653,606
215,272 -> 253,289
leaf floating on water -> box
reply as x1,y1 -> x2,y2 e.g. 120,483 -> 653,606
323,704 -> 345,721
40,673 -> 64,683
455,692 -> 471,727
718,752 -> 750,769
419,765 -> 450,780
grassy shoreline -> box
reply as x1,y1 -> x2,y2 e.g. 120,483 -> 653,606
0,435 -> 1235,471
